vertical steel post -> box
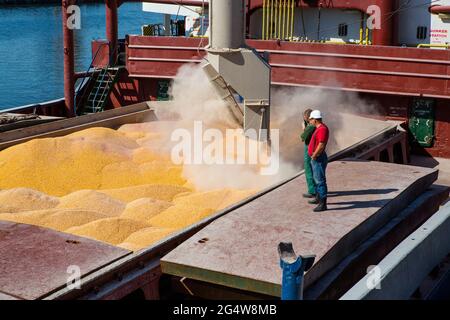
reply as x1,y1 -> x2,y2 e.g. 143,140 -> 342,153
278,0 -> 282,38
274,0 -> 278,38
262,0 -> 266,40
317,3 -> 322,41
106,0 -> 118,65
265,0 -> 272,40
164,14 -> 171,36
269,0 -> 274,39
365,14 -> 370,45
371,0 -> 394,46
282,0 -> 286,39
360,11 -> 364,44
286,0 -> 289,40
62,0 -> 75,117
246,0 -> 251,39
290,0 -> 294,39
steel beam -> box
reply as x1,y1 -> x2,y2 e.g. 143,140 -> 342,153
106,0 -> 118,65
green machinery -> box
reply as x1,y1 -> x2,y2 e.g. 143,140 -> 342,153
157,80 -> 170,101
409,99 -> 435,148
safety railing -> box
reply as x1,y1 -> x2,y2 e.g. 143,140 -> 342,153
262,0 -> 295,40
417,43 -> 450,49
74,43 -> 120,115
262,1 -> 372,45
74,42 -> 109,115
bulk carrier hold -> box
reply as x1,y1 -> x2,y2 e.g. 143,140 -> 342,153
0,0 -> 449,301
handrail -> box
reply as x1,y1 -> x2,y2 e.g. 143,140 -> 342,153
89,69 -> 108,111
417,43 -> 450,49
87,43 -> 121,112
74,42 -> 109,115
75,42 -> 120,115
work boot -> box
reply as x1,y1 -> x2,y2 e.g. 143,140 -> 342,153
303,193 -> 316,199
308,193 -> 320,204
313,198 -> 328,212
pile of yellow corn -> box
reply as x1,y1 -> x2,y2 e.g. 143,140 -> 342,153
0,124 -> 257,251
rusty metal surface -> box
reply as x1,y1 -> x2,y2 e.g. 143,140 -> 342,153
0,221 -> 130,300
161,161 -> 438,297
0,114 -> 64,133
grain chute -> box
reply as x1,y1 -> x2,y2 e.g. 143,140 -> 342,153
203,0 -> 271,141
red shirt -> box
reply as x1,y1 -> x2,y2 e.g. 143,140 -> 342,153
308,124 -> 329,156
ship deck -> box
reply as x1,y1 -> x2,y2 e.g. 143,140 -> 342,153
161,160 -> 438,297
0,221 -> 130,300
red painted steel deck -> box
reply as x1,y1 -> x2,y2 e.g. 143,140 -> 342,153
0,222 -> 131,300
161,160 -> 438,297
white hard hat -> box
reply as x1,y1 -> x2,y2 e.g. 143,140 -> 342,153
310,110 -> 322,119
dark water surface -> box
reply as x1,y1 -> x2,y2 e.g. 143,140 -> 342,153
0,3 -> 160,110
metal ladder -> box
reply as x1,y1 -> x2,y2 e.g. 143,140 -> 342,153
83,66 -> 120,114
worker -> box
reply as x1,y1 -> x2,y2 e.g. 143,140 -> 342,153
300,109 -> 316,199
308,110 -> 329,212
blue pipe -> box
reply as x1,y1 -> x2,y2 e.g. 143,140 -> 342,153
279,242 -> 315,300
280,256 -> 304,300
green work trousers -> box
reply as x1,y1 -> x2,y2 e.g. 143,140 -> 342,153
304,146 -> 316,195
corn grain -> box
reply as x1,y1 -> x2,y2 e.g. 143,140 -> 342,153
99,184 -> 191,203
118,227 -> 176,250
0,188 -> 59,213
66,217 -> 151,245
0,209 -> 108,232
121,198 -> 173,223
0,137 -> 130,196
57,190 -> 126,217
0,123 -> 258,251
148,205 -> 215,229
173,189 -> 256,210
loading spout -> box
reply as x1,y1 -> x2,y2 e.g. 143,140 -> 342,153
202,63 -> 244,126
203,0 -> 271,141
